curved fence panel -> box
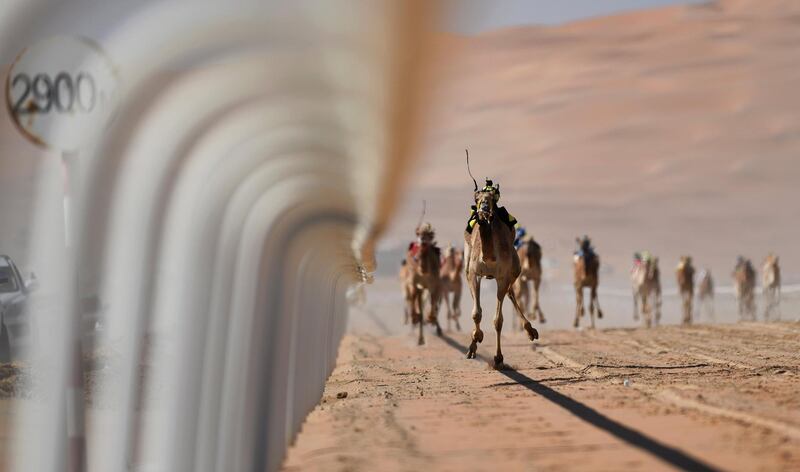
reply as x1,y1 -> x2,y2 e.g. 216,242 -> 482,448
0,2 -> 437,471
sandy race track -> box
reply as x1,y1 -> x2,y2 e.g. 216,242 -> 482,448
283,310 -> 800,471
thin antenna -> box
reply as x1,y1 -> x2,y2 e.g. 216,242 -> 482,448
465,149 -> 477,191
417,199 -> 426,230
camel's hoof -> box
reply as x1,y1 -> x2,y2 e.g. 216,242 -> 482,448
418,337 -> 425,346
473,330 -> 484,343
523,322 -> 539,341
436,325 -> 443,337
573,319 -> 579,328
466,343 -> 477,359
494,354 -> 504,367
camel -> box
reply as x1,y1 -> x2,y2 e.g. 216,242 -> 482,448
733,257 -> 757,321
440,244 -> 464,331
631,253 -> 661,328
762,254 -> 781,320
696,269 -> 715,321
399,259 -> 412,325
464,184 -> 538,367
512,236 -> 546,327
573,236 -> 604,329
404,223 -> 443,345
675,256 -> 695,325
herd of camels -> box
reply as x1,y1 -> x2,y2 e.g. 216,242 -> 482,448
397,153 -> 783,367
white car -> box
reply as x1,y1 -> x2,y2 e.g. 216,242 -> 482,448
0,255 -> 36,361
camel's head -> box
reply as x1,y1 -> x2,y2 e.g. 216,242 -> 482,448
474,187 -> 498,222
577,236 -> 592,253
416,222 -> 436,248
649,257 -> 660,277
679,255 -> 692,268
444,244 -> 455,259
766,253 -> 778,266
735,256 -> 748,270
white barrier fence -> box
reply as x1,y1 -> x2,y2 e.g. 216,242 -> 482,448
1,2 -> 436,471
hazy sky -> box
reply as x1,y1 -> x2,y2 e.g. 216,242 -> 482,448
2,0 -> 706,62
446,0 -> 704,32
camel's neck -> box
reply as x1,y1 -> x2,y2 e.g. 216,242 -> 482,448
677,267 -> 690,286
477,220 -> 496,262
418,246 -> 437,275
445,255 -> 462,274
765,264 -> 778,284
443,255 -> 454,270
526,244 -> 537,268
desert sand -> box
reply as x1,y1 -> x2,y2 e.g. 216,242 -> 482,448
382,0 -> 800,292
284,314 -> 800,471
284,2 -> 800,470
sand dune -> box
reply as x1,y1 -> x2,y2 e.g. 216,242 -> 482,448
384,0 -> 800,288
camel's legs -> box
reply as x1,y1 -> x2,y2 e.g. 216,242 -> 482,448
655,287 -> 663,325
403,294 -> 410,325
404,285 -> 413,326
521,278 -> 532,319
574,286 -> 583,328
737,295 -> 743,321
493,280 -> 508,367
642,291 -> 650,315
682,292 -> 692,325
696,295 -> 706,322
515,280 -> 529,330
678,292 -> 684,325
633,290 -> 639,321
452,284 -> 462,331
428,286 -> 443,337
466,273 -> 483,359
533,277 -> 545,323
594,284 -> 604,319
590,284 -> 603,327
699,296 -> 704,321
764,288 -> 780,321
508,288 -> 539,342
707,296 -> 716,322
442,289 -> 452,331
413,289 -> 424,345
743,292 -> 752,321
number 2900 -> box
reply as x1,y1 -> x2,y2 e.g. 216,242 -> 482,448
10,72 -> 98,115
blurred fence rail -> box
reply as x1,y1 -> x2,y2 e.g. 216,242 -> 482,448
1,2 -> 436,471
